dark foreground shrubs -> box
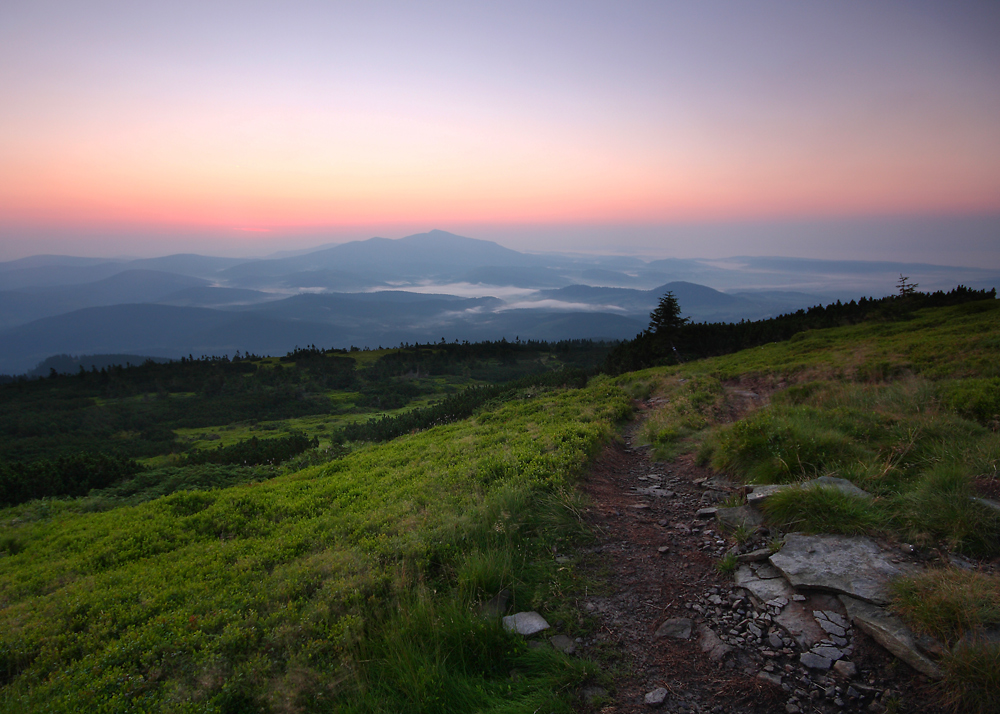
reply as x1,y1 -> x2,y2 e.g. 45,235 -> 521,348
0,452 -> 144,506
183,431 -> 319,466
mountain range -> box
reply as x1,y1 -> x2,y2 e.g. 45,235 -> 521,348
1,229 -> 996,375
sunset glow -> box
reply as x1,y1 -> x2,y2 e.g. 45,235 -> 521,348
1,1 -> 998,261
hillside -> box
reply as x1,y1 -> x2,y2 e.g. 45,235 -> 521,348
0,297 -> 997,712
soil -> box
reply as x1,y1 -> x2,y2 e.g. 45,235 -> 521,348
571,400 -> 947,714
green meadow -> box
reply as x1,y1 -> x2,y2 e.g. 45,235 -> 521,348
1,382 -> 629,713
2,300 -> 998,711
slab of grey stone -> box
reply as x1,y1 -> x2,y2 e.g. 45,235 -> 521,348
748,477 -> 871,508
753,562 -> 783,580
769,534 -> 912,605
735,563 -> 799,606
840,595 -> 943,679
549,634 -> 576,654
716,505 -> 764,529
747,484 -> 790,506
737,547 -> 773,563
803,475 -> 871,499
697,623 -> 734,661
774,600 -> 829,649
810,645 -> 845,661
644,688 -> 669,707
502,611 -> 550,636
972,496 -> 1000,513
800,652 -> 832,670
654,617 -> 693,640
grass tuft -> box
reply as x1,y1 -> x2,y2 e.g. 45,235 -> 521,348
892,569 -> 1000,714
893,464 -> 1000,556
760,485 -> 885,535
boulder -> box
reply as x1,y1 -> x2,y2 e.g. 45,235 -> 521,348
716,505 -> 764,530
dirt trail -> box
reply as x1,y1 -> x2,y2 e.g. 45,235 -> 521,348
572,401 -> 941,714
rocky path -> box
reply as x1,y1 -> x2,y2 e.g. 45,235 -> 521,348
569,413 -> 943,714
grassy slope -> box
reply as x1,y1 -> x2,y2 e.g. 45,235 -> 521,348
618,300 -> 1000,712
0,382 -> 630,713
3,301 -> 997,712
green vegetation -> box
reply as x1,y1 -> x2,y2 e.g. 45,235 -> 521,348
0,380 -> 630,712
183,432 -> 321,467
891,570 -> 1000,714
622,294 -> 999,710
2,289 -> 998,711
0,452 -> 145,507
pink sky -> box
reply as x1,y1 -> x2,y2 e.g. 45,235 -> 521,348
1,1 -> 998,263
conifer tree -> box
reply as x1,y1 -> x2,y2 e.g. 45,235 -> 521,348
648,291 -> 688,335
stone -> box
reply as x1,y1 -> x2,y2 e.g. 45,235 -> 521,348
769,633 -> 784,649
734,565 -> 798,606
800,652 -> 832,670
769,534 -> 913,605
811,645 -> 845,661
818,619 -> 847,637
479,588 -> 510,618
716,505 -> 764,530
502,611 -> 550,636
832,660 -> 857,679
655,617 -> 693,640
657,545 -> 670,553
549,634 -> 576,654
839,596 -> 943,679
802,475 -> 871,499
747,484 -> 790,506
737,548 -> 773,563
972,496 -> 1000,513
757,671 -> 783,687
753,562 -> 783,579
697,624 -> 734,661
697,507 -> 718,517
644,688 -> 669,707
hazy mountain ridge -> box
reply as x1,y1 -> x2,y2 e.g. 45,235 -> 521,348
0,229 -> 995,374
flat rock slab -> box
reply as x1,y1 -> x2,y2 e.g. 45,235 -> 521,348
774,600 -> 828,649
769,534 -> 911,605
654,617 -> 693,640
716,505 -> 764,529
697,623 -> 734,661
840,596 -> 943,679
502,611 -> 550,636
972,496 -> 1000,513
747,476 -> 871,507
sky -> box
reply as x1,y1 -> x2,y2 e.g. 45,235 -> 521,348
1,1 -> 998,265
